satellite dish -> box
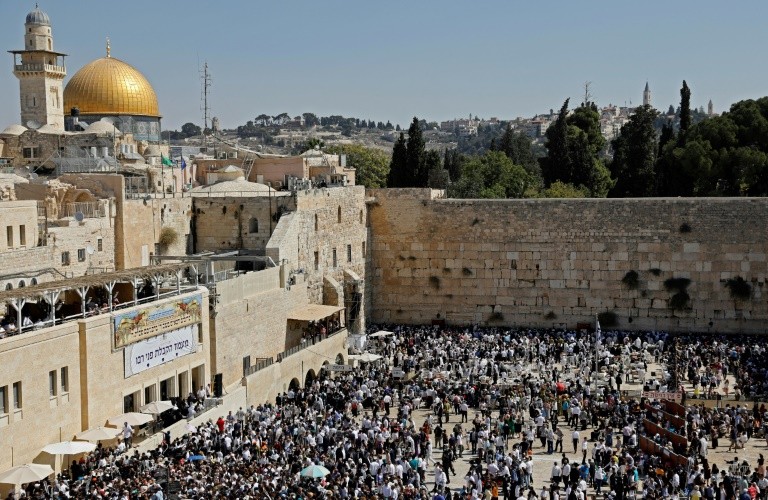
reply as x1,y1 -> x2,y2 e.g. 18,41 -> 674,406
26,120 -> 41,130
74,211 -> 85,222
86,245 -> 95,255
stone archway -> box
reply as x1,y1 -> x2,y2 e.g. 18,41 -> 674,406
335,353 -> 345,365
304,368 -> 316,387
289,378 -> 301,391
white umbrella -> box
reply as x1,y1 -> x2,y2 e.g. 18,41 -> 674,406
300,464 -> 331,478
42,441 -> 96,455
369,330 -> 394,338
140,400 -> 176,415
349,352 -> 383,363
0,463 -> 53,486
75,426 -> 121,442
108,412 -> 153,427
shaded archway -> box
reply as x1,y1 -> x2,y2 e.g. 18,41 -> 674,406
335,353 -> 345,365
304,368 -> 316,387
288,378 -> 301,391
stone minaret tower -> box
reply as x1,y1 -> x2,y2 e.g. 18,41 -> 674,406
708,99 -> 714,116
643,82 -> 651,107
10,5 -> 67,130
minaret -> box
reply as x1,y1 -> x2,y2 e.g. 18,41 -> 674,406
708,99 -> 714,116
9,5 -> 67,130
643,82 -> 651,107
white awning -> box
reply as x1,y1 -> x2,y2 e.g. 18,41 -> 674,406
287,304 -> 343,322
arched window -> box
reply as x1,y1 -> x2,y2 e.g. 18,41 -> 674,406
5,283 -> 12,291
18,280 -> 25,288
337,206 -> 342,223
249,218 -> 259,233
31,278 -> 38,285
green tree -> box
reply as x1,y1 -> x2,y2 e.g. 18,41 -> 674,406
541,99 -> 570,186
424,150 -> 450,188
443,149 -> 464,182
180,122 -> 202,138
325,144 -> 390,188
302,113 -> 319,127
540,181 -> 590,198
387,133 -> 408,187
542,100 -> 613,197
609,105 -> 659,197
406,117 -> 427,187
499,123 -> 539,177
680,81 -> 692,134
448,151 -> 533,199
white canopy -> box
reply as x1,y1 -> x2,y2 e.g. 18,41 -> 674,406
42,441 -> 96,455
107,412 -> 153,427
349,352 -> 383,363
140,400 -> 176,415
0,463 -> 53,486
75,426 -> 121,442
369,331 -> 394,338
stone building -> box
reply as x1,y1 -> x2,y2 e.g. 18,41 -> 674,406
0,267 -> 209,475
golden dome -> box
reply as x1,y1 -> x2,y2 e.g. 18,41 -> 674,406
64,56 -> 160,117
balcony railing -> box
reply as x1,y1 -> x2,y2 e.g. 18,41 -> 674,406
243,357 -> 274,377
276,328 -> 344,362
14,63 -> 66,74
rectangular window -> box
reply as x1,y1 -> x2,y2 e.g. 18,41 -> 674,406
314,251 -> 319,271
77,248 -> 86,262
19,225 -> 25,247
332,248 -> 337,268
347,244 -> 352,263
49,370 -> 57,397
144,385 -> 155,405
6,226 -> 12,247
61,251 -> 70,266
22,147 -> 39,159
60,367 -> 69,393
242,355 -> 251,376
12,381 -> 22,410
362,241 -> 366,258
0,386 -> 6,414
97,238 -> 103,252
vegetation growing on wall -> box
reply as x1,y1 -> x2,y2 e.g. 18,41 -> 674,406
428,276 -> 441,289
725,276 -> 752,300
158,227 -> 179,249
622,270 -> 640,289
664,277 -> 692,310
679,222 -> 692,233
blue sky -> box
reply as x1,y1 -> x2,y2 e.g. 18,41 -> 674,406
1,1 -> 766,130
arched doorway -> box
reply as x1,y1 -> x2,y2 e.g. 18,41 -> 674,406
335,353 -> 345,365
288,378 -> 301,391
304,369 -> 316,387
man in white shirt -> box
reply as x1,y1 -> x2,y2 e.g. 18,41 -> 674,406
572,430 -> 580,454
122,422 -> 134,448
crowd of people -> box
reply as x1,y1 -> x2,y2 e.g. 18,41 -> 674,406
10,325 -> 768,499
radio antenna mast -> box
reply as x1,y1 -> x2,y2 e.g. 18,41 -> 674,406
200,61 -> 212,131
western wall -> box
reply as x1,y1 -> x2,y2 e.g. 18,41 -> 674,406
367,189 -> 768,333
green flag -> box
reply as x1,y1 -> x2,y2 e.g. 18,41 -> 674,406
161,155 -> 173,167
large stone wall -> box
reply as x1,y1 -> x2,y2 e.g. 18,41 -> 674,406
193,195 -> 295,254
367,189 -> 768,333
210,267 -> 309,390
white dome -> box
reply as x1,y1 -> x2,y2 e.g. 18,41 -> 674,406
0,124 -> 28,136
85,120 -> 121,136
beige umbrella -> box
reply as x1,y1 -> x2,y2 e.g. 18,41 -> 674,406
75,426 -> 121,442
0,463 -> 53,486
369,330 -> 394,338
42,441 -> 96,455
140,400 -> 176,415
107,412 -> 153,427
349,352 -> 383,363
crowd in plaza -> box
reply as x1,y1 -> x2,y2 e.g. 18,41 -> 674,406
11,324 -> 768,499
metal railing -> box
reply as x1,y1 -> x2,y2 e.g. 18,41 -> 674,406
62,201 -> 107,219
276,328 -> 344,362
14,63 -> 65,74
243,357 -> 274,377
